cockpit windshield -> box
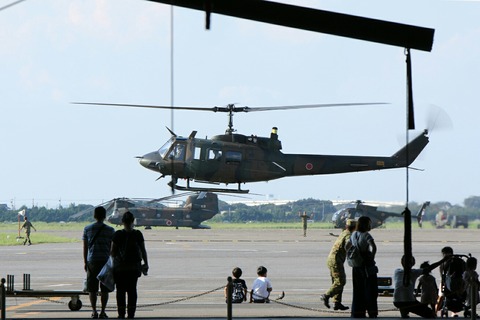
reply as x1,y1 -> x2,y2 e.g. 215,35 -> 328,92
158,137 -> 175,159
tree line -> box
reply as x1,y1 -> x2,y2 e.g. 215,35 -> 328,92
1,196 -> 480,224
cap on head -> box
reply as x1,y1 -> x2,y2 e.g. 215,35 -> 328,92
346,219 -> 356,227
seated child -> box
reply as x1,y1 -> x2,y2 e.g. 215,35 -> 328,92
250,266 -> 272,303
225,267 -> 248,303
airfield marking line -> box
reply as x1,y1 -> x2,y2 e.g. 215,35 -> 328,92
6,297 -> 61,311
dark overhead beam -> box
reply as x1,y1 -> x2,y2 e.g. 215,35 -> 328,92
145,0 -> 434,52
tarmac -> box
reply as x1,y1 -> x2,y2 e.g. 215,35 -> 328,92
2,226 -> 479,319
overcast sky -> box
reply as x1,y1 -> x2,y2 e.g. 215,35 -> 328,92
1,0 -> 478,209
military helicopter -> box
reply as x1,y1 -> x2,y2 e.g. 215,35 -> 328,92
75,102 -> 429,193
72,192 -> 219,229
332,200 -> 430,229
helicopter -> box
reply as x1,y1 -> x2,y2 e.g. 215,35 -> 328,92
75,102 -> 430,193
331,200 -> 430,229
72,192 -> 219,229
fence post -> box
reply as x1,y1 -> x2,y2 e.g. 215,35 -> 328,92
23,274 -> 31,291
226,276 -> 232,320
6,275 -> 13,293
1,278 -> 6,320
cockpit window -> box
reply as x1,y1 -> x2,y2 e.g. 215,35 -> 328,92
168,143 -> 186,160
158,137 -> 175,158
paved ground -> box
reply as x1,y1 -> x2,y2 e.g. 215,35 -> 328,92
1,227 -> 479,319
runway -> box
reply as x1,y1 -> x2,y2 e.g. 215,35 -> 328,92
1,227 -> 478,319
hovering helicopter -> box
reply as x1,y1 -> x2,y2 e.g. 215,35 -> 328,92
75,102 -> 429,193
73,192 -> 219,229
332,200 -> 430,229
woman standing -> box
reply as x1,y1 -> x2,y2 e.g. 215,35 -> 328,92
111,211 -> 149,319
348,216 -> 378,318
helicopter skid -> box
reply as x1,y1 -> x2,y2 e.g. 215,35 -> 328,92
173,183 -> 250,194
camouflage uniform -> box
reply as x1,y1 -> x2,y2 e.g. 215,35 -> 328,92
325,229 -> 351,303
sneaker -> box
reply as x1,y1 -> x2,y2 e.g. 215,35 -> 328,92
321,294 -> 330,309
334,303 -> 349,311
91,312 -> 99,319
99,311 -> 108,319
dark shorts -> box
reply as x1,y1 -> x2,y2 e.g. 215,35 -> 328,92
86,261 -> 109,293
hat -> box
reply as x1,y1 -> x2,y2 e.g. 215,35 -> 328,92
346,219 -> 356,227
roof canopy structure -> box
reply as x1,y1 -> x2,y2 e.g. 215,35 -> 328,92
146,0 -> 435,51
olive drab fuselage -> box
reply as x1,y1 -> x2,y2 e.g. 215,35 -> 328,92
138,128 -> 429,192
107,193 -> 219,229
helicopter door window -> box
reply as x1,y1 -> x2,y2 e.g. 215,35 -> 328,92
207,149 -> 222,161
193,146 -> 202,160
225,151 -> 242,163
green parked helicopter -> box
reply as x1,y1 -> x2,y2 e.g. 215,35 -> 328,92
332,200 -> 431,229
75,102 -> 429,193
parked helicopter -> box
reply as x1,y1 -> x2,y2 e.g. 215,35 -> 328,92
75,102 -> 429,193
72,192 -> 219,229
332,200 -> 430,229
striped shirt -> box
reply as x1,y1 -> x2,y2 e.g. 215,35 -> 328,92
82,222 -> 115,263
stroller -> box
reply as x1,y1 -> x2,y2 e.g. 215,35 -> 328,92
439,254 -> 469,318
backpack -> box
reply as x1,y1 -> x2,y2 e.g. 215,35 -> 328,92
347,233 -> 364,267
231,281 -> 245,303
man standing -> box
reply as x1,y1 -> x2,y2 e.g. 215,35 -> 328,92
21,216 -> 36,245
321,219 -> 356,310
83,206 -> 115,319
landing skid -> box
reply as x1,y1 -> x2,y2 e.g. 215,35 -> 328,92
169,180 -> 249,194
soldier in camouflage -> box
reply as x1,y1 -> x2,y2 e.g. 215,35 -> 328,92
321,219 -> 356,311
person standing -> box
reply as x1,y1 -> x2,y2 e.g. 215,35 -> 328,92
111,211 -> 149,319
83,206 -> 115,319
347,216 -> 378,318
300,211 -> 311,237
321,219 -> 356,311
21,216 -> 36,245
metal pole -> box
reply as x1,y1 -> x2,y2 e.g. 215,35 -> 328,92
1,278 -> 6,320
226,276 -> 232,320
471,280 -> 477,320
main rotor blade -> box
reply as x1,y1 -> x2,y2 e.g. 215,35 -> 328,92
72,102 -> 214,112
244,103 -> 388,112
73,102 -> 388,113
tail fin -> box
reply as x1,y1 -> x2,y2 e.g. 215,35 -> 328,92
416,201 -> 430,228
391,129 -> 429,167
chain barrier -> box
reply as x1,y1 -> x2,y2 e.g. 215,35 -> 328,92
32,285 -> 225,309
31,286 -> 400,315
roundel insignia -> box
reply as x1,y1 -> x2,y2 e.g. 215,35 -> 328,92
305,163 -> 313,170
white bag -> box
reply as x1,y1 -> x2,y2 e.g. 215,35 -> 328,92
97,256 -> 115,292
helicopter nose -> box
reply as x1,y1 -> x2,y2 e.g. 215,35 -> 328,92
138,152 -> 161,171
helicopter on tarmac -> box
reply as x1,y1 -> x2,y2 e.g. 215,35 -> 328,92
72,192 -> 219,229
75,102 -> 430,193
332,200 -> 430,229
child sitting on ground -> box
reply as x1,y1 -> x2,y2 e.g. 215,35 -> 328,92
225,267 -> 248,303
250,266 -> 272,303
